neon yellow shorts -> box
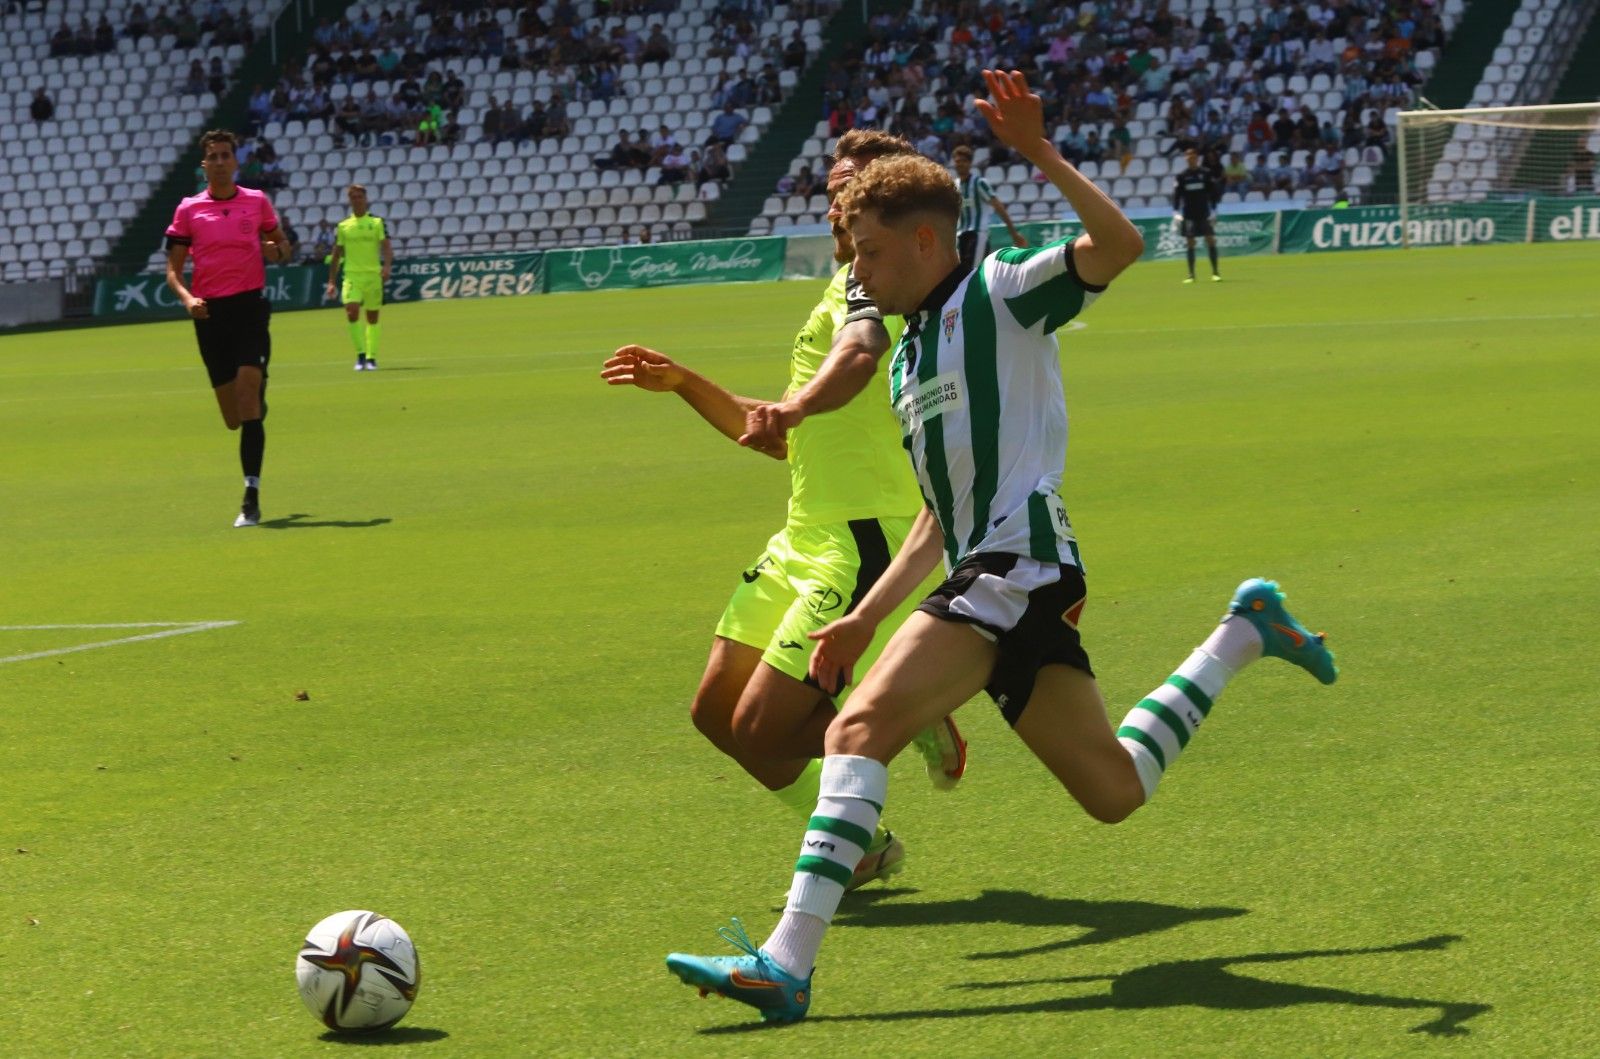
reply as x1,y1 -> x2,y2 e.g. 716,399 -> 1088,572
340,272 -> 384,308
715,516 -> 917,695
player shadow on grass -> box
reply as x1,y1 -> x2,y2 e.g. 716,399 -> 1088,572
704,934 -> 1488,1038
832,888 -> 1248,960
258,514 -> 393,529
316,1026 -> 448,1045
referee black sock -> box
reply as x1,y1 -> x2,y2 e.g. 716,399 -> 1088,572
1185,245 -> 1196,277
1208,243 -> 1219,274
240,419 -> 265,483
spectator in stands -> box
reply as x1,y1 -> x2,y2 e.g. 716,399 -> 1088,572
1313,146 -> 1344,190
415,102 -> 444,146
648,124 -> 681,167
855,94 -> 881,130
127,4 -> 151,40
354,49 -> 382,80
29,87 -> 54,123
827,98 -> 853,138
247,84 -> 273,129
659,142 -> 692,185
783,31 -> 807,70
793,165 -> 819,199
326,96 -> 359,145
1363,110 -> 1390,155
1057,120 -> 1088,165
358,87 -> 387,145
1294,108 -> 1321,150
93,14 -> 116,53
698,143 -> 732,186
1271,107 -> 1296,150
1306,29 -> 1338,75
442,71 -> 466,112
1270,151 -> 1296,192
1223,151 -> 1250,196
174,8 -> 200,48
1107,118 -> 1133,169
545,90 -> 571,140
707,103 -> 748,147
641,23 -> 672,66
511,100 -> 539,144
1082,130 -> 1106,165
1250,151 -> 1273,192
307,219 -> 335,264
207,56 -> 227,96
183,60 -> 208,96
482,96 -> 504,143
1138,56 -> 1171,100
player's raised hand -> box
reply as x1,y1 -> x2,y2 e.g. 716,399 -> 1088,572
601,344 -> 685,392
738,401 -> 796,461
973,70 -> 1047,157
808,612 -> 874,696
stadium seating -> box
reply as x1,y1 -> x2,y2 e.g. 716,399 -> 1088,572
243,0 -> 827,261
0,0 -> 276,282
753,0 -> 1468,235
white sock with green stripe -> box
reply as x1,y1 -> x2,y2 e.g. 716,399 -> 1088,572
1117,618 -> 1264,800
773,759 -> 890,848
762,754 -> 887,977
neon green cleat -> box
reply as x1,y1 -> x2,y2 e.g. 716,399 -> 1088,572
666,919 -> 811,1024
911,715 -> 967,790
1227,578 -> 1338,685
846,830 -> 905,892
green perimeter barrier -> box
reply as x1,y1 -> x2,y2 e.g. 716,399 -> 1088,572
997,211 -> 1279,260
542,236 -> 785,293
1533,196 -> 1600,243
93,252 -> 543,318
93,201 -> 1599,319
1281,201 -> 1526,251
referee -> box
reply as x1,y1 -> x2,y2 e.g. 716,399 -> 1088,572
164,129 -> 292,527
1172,148 -> 1222,283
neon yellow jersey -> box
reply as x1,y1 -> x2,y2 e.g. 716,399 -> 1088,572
334,212 -> 388,273
785,264 -> 923,527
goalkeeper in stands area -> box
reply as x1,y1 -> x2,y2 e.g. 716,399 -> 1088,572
1173,148 -> 1223,283
324,184 -> 393,371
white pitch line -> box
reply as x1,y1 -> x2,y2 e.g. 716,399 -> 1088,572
0,621 -> 240,665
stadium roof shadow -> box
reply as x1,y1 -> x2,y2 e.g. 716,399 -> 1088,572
257,514 -> 393,529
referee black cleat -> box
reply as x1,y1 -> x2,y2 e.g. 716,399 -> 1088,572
234,497 -> 260,528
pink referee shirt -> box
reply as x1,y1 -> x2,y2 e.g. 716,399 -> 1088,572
165,186 -> 279,299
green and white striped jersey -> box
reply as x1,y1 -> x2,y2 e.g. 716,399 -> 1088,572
887,238 -> 1105,571
956,173 -> 996,236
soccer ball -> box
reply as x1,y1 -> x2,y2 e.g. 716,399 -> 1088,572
295,909 -> 421,1031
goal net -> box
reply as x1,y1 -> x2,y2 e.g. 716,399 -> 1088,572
1398,101 -> 1600,221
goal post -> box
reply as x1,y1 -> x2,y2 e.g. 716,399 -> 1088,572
1397,101 -> 1600,247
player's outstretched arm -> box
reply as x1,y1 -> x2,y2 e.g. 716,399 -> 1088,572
808,508 -> 945,690
991,197 -> 1028,247
602,344 -> 784,458
739,316 -> 889,456
975,69 -> 1142,286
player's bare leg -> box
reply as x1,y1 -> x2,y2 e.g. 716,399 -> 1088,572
233,364 -> 265,527
212,380 -> 242,430
1012,664 -> 1145,823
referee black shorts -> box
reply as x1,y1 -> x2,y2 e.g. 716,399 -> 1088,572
194,288 -> 271,388
1182,216 -> 1215,239
917,551 -> 1094,727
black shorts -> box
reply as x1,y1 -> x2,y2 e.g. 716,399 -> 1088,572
194,289 -> 271,388
916,551 -> 1093,727
957,230 -> 980,270
1182,216 -> 1214,239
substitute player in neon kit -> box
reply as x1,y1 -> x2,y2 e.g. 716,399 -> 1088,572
666,70 -> 1338,1024
603,130 -> 966,892
325,184 -> 393,370
164,128 -> 292,528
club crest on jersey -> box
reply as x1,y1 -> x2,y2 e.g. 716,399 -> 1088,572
942,307 -> 960,340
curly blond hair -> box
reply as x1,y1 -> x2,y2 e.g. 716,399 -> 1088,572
834,153 -> 961,230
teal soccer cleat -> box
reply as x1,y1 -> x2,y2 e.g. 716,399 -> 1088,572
666,919 -> 811,1023
1228,578 -> 1338,685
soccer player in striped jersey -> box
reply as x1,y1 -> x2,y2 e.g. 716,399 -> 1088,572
952,143 -> 1025,270
602,130 -> 966,893
164,128 -> 293,527
325,184 -> 393,371
666,70 -> 1338,1024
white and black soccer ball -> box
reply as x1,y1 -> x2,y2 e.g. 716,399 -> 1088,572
295,909 -> 420,1031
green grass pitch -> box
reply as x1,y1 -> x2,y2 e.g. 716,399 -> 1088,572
4,242 -> 1598,1057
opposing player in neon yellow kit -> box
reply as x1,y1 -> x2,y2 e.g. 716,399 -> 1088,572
325,184 -> 393,371
602,131 -> 966,889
